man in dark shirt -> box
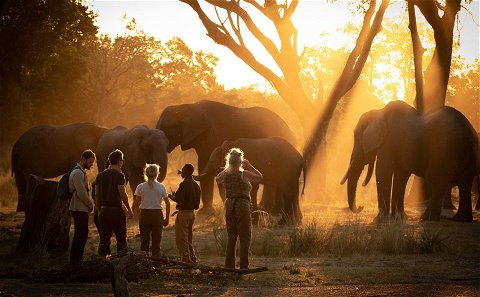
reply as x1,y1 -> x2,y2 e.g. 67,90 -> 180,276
170,163 -> 201,263
95,149 -> 134,256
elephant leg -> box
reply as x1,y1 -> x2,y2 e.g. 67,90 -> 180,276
374,157 -> 393,223
15,173 -> 28,212
199,176 -> 215,214
261,186 -> 278,213
453,177 -> 473,221
391,172 -> 410,221
281,185 -> 301,225
217,182 -> 226,203
251,183 -> 259,225
197,156 -> 215,214
442,189 -> 456,210
421,182 -> 446,221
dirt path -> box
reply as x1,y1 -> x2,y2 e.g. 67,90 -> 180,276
1,279 -> 480,297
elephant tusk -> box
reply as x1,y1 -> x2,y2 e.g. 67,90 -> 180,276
362,161 -> 375,187
193,173 -> 208,181
340,161 -> 355,185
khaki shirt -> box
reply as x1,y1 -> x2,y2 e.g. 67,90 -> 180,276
68,163 -> 93,212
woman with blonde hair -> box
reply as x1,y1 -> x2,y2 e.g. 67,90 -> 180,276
216,148 -> 262,269
134,164 -> 170,257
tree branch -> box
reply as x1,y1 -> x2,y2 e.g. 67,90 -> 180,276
302,0 -> 390,169
204,0 -> 282,63
408,0 -> 425,113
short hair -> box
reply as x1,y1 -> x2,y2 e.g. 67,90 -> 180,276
81,149 -> 96,160
225,148 -> 243,170
108,149 -> 124,165
144,163 -> 160,181
183,163 -> 194,177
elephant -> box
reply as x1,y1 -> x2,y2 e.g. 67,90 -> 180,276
341,100 -> 479,222
198,137 -> 305,224
11,122 -> 107,212
156,100 -> 296,213
412,133 -> 480,210
95,125 -> 169,214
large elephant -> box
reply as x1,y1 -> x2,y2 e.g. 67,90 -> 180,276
156,100 -> 296,213
11,122 -> 107,212
198,137 -> 305,224
95,125 -> 169,212
341,101 -> 479,222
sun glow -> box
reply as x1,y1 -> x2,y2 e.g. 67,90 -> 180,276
86,0 -> 479,94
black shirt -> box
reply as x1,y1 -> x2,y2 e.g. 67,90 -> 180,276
171,177 -> 201,210
96,169 -> 126,208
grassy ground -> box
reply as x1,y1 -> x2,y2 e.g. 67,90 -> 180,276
0,195 -> 479,296
0,166 -> 479,296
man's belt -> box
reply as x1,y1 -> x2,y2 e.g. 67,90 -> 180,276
100,206 -> 121,210
171,209 -> 195,217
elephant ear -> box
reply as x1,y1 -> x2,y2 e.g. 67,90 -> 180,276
362,118 -> 385,155
181,110 -> 210,150
124,127 -> 149,168
74,124 -> 99,152
220,140 -> 234,158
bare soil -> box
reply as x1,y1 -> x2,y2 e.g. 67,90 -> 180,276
0,201 -> 479,297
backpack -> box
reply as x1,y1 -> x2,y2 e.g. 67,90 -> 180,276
56,165 -> 82,201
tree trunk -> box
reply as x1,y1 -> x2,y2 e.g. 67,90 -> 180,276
112,255 -> 130,297
408,0 -> 425,113
18,175 -> 70,254
303,0 -> 390,170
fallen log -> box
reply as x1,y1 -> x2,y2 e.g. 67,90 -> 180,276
147,256 -> 269,274
112,255 -> 130,297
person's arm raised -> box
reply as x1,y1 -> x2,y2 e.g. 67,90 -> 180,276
241,159 -> 263,183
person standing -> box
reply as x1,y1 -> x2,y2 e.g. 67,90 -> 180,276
133,164 -> 170,257
69,149 -> 96,265
95,149 -> 134,256
216,148 -> 262,269
170,164 -> 201,264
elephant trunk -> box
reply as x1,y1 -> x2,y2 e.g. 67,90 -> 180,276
193,161 -> 214,181
155,153 -> 168,182
362,160 -> 375,186
347,160 -> 365,213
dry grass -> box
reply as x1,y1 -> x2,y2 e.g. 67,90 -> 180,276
0,174 -> 17,208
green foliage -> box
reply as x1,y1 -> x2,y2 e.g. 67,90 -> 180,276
0,0 -> 98,144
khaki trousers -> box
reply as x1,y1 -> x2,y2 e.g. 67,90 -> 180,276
175,210 -> 197,263
225,198 -> 252,269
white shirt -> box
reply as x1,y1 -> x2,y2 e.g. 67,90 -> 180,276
134,181 -> 168,210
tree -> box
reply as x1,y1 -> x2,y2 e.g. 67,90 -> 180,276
406,0 -> 474,205
0,0 -> 97,145
181,0 -> 390,173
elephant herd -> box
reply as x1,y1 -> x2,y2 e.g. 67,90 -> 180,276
11,100 -> 304,223
11,99 -> 480,224
341,101 -> 480,222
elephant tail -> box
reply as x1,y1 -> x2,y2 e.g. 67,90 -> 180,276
301,158 -> 307,197
11,141 -> 19,177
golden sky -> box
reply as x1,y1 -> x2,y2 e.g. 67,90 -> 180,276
86,0 -> 479,90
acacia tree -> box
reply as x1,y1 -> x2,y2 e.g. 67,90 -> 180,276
181,0 -> 390,170
406,0 -> 471,205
